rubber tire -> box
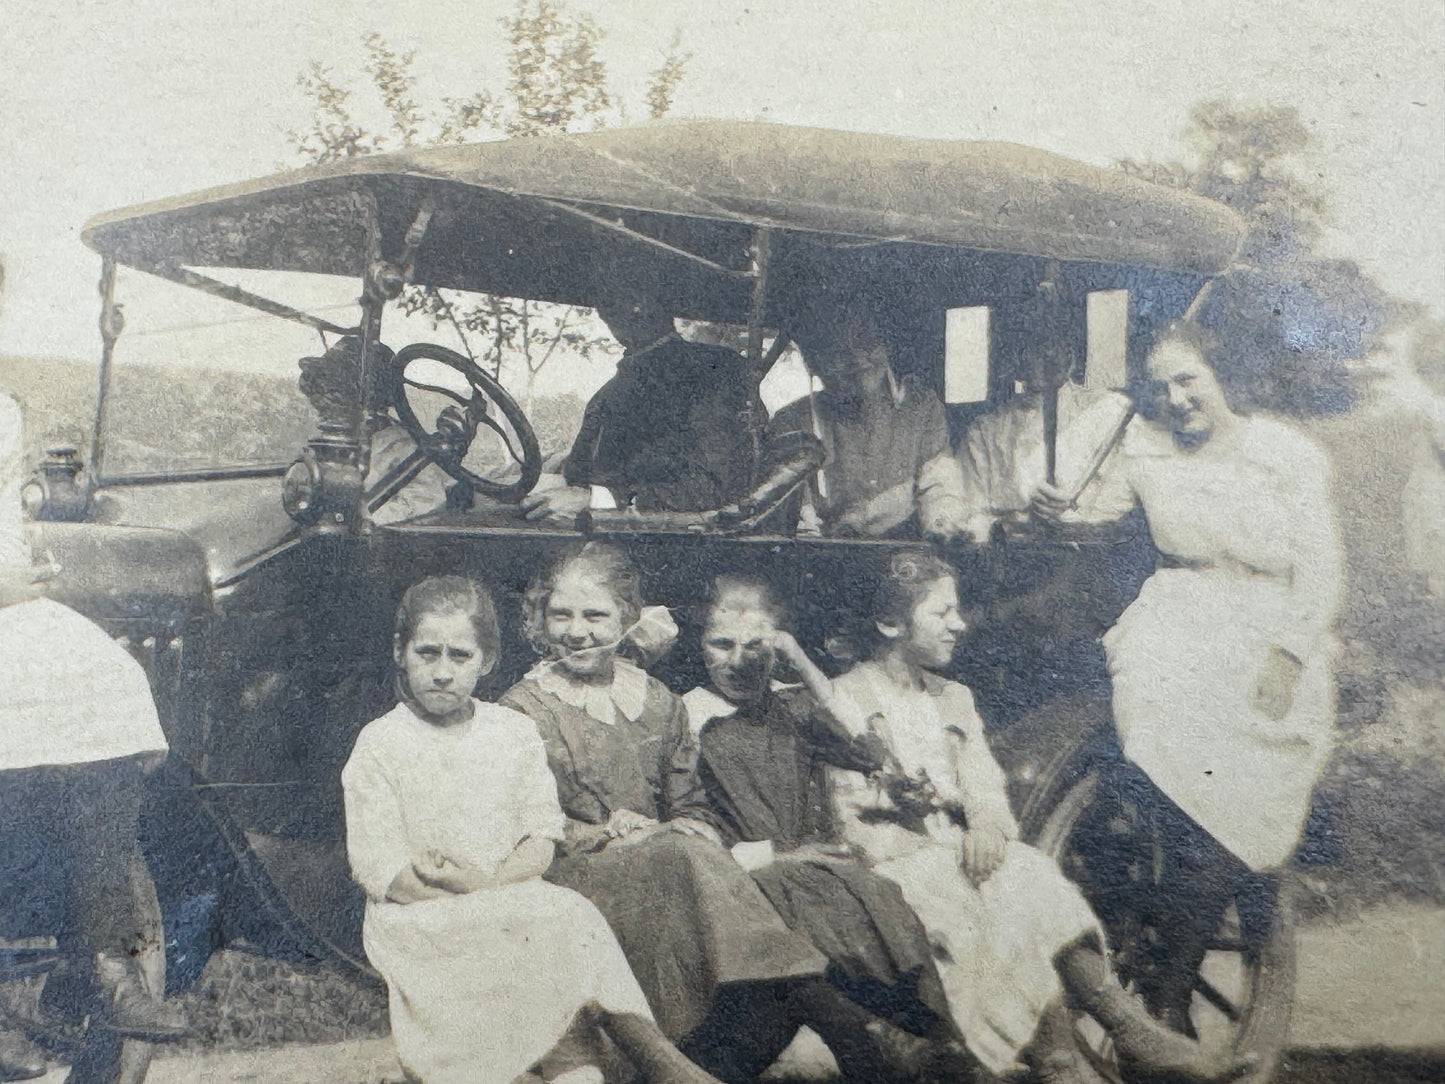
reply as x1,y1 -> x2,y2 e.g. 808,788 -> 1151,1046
1021,752 -> 1297,1084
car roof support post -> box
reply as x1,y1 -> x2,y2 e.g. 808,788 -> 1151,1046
743,227 -> 772,489
1033,260 -> 1084,488
348,196 -> 436,527
86,256 -> 119,499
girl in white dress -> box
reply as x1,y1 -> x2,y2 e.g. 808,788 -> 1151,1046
342,575 -> 721,1084
827,550 -> 1252,1084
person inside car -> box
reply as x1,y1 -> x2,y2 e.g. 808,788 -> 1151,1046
296,336 -> 453,526
520,302 -> 774,523
768,308 -> 968,539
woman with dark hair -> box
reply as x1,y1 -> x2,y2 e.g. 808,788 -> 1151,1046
500,544 -> 827,1081
829,550 -> 1251,1084
343,575 -> 721,1084
1032,322 -> 1344,1027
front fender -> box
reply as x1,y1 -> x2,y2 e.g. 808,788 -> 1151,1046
32,521 -> 210,626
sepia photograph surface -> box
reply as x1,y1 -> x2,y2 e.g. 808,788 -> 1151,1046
1,3 -> 1441,1083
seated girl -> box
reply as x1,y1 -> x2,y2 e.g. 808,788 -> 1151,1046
499,544 -> 827,1083
685,574 -> 961,1082
342,575 -> 719,1084
826,550 -> 1254,1084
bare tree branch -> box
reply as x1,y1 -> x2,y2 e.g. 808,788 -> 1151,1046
289,3 -> 690,403
363,34 -> 425,147
646,33 -> 691,121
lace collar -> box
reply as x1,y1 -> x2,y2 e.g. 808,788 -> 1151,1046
527,656 -> 651,726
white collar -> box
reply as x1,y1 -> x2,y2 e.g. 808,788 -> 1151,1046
682,681 -> 801,735
528,657 -> 651,726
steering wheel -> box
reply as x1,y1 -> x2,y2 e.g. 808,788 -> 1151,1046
374,342 -> 542,508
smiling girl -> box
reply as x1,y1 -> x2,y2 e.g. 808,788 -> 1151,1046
500,544 -> 827,1081
1032,322 -> 1344,1027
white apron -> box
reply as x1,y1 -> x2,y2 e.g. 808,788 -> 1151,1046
1079,415 -> 1344,871
0,597 -> 168,771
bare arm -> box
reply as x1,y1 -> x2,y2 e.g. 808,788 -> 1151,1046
384,863 -> 443,904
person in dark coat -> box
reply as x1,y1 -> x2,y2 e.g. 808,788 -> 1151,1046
683,575 -> 961,1082
498,544 -> 828,1083
521,303 -> 769,522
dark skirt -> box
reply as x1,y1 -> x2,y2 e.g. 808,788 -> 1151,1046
547,831 -> 827,1041
753,853 -> 950,1031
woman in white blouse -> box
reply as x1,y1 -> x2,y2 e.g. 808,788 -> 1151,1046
1,391 -> 185,1080
342,575 -> 719,1084
1033,322 -> 1344,1027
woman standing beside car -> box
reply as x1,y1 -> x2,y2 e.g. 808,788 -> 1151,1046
0,391 -> 186,1082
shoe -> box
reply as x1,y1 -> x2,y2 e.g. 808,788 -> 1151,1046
862,1018 -> 937,1080
0,1028 -> 46,1082
105,977 -> 189,1041
1033,1050 -> 1106,1084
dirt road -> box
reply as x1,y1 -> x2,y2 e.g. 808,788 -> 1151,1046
32,903 -> 1445,1083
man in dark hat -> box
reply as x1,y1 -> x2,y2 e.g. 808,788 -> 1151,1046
521,302 -> 770,522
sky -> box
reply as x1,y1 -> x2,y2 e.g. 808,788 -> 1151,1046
1,0 -> 1441,397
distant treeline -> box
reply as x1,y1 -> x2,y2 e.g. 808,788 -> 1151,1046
0,355 -> 586,475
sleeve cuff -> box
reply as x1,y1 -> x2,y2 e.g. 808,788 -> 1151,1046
589,485 -> 618,510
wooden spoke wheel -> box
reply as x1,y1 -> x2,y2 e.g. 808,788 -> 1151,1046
1023,756 -> 1296,1084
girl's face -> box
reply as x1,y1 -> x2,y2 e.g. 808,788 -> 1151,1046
889,577 -> 967,670
1147,339 -> 1230,442
397,610 -> 488,723
545,570 -> 626,678
702,604 -> 777,703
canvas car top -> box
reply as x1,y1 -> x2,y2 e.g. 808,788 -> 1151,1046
80,120 -> 1245,323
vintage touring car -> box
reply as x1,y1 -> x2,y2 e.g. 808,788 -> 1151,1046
17,120 -> 1294,1082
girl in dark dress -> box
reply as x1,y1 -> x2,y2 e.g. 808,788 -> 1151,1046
500,544 -> 826,1083
684,575 -> 963,1082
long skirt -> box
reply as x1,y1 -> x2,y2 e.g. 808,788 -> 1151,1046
1106,568 -> 1335,871
362,878 -> 651,1084
548,832 -> 827,1041
876,840 -> 1099,1075
752,853 -> 949,1031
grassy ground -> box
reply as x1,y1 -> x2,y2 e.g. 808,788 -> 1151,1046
174,949 -> 388,1054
